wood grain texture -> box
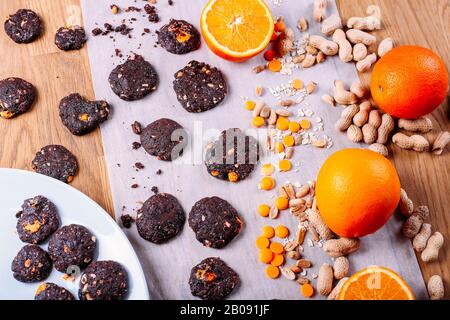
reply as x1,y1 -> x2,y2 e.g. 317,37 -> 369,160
337,0 -> 450,299
0,0 -> 113,215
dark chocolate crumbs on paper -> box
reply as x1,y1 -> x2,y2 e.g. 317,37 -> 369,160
121,214 -> 135,229
151,186 -> 159,194
132,141 -> 141,149
131,184 -> 139,189
131,121 -> 142,134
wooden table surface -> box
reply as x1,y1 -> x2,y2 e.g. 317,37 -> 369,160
0,0 -> 448,298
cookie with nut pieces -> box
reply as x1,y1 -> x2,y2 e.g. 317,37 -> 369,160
59,93 -> 110,136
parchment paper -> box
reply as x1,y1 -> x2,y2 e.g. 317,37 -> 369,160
80,0 -> 427,299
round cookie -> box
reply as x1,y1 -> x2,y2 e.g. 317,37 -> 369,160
48,224 -> 96,273
16,195 -> 60,244
136,193 -> 185,244
55,25 -> 87,51
32,145 -> 78,183
140,118 -> 186,161
173,60 -> 227,113
0,77 -> 36,119
78,260 -> 128,300
205,128 -> 260,182
108,55 -> 158,101
188,197 -> 243,249
4,9 -> 42,44
34,282 -> 75,300
11,245 -> 52,283
189,257 -> 240,300
158,19 -> 200,54
59,93 -> 110,136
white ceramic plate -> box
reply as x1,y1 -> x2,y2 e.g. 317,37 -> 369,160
0,168 -> 149,300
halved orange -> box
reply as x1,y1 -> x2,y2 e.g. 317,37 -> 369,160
338,266 -> 415,300
200,0 -> 274,62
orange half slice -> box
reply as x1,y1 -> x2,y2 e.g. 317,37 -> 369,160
338,266 -> 415,300
200,0 -> 274,62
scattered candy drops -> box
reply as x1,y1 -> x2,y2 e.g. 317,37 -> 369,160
245,100 -> 256,111
301,283 -> 315,298
279,159 -> 292,172
274,142 -> 285,154
259,248 -> 274,264
271,254 -> 285,267
268,60 -> 282,72
262,226 -> 275,238
256,236 -> 270,249
258,204 -> 271,217
261,163 -> 275,176
275,225 -> 289,238
300,119 -> 311,130
253,116 -> 265,127
266,265 -> 281,279
276,117 -> 289,131
270,242 -> 285,254
283,135 -> 295,147
292,79 -> 304,90
259,176 -> 276,191
288,121 -> 301,133
275,196 -> 289,210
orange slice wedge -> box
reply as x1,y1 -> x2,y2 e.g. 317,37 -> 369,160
200,0 -> 274,62
338,266 -> 415,300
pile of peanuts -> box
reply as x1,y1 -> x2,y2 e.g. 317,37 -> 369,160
399,188 -> 445,300
307,1 -> 390,72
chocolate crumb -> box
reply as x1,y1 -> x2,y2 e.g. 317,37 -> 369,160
156,169 -> 162,175
144,4 -> 159,23
121,214 -> 135,228
92,28 -> 102,36
131,184 -> 139,189
131,121 -> 142,134
132,141 -> 142,149
135,162 -> 145,170
151,186 -> 159,194
168,0 -> 174,5
15,211 -> 23,218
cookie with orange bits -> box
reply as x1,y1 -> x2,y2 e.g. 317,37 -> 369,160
189,196 -> 243,249
189,257 -> 240,300
158,19 -> 201,55
205,128 -> 260,182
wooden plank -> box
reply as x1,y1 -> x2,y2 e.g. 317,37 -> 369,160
337,0 -> 450,299
0,0 -> 114,215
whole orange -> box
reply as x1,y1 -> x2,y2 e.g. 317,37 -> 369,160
316,149 -> 401,238
370,45 -> 448,119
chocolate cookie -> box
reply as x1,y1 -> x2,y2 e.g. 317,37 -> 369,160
136,193 -> 185,244
189,257 -> 240,300
108,55 -> 158,101
140,118 -> 186,161
16,195 -> 60,244
34,282 -> 75,300
11,245 -> 52,283
48,224 -> 96,273
59,93 -> 110,136
55,25 -> 87,51
78,260 -> 128,300
0,77 -> 36,119
205,128 -> 260,182
189,197 -> 243,249
4,9 -> 42,44
173,60 -> 227,113
158,19 -> 200,54
32,145 -> 78,183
